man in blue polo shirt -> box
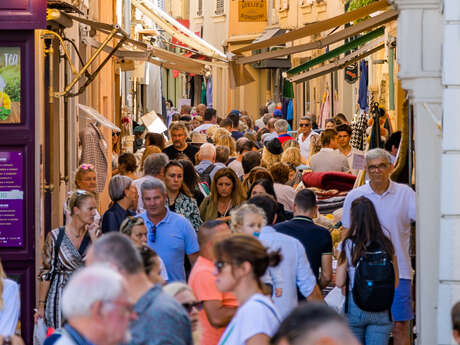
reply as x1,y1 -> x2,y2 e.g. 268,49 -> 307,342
139,178 -> 199,282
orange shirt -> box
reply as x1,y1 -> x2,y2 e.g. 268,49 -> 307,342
189,256 -> 238,345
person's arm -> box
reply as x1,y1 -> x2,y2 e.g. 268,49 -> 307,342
187,252 -> 199,266
295,241 -> 322,301
246,334 -> 271,345
306,284 -> 323,302
393,255 -> 400,289
318,254 -> 332,289
203,300 -> 237,328
335,260 -> 347,289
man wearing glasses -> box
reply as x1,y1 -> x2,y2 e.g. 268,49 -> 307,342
297,115 -> 319,161
341,148 -> 416,345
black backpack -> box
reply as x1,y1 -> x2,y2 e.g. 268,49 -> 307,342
199,164 -> 215,187
351,243 -> 395,312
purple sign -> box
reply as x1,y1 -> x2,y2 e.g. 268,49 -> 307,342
0,151 -> 23,247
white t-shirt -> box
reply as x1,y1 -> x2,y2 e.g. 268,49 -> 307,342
0,278 -> 20,336
297,131 -> 319,160
193,123 -> 214,134
228,159 -> 244,179
274,183 -> 296,212
341,181 -> 416,279
218,294 -> 281,345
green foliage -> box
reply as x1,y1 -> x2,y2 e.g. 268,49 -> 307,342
348,0 -> 378,12
0,65 -> 20,102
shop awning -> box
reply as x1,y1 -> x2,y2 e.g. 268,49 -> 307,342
287,37 -> 385,83
287,26 -> 384,76
231,0 -> 390,55
131,0 -> 227,61
68,13 -> 206,75
235,9 -> 397,64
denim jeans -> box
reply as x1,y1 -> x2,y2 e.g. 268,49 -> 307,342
346,292 -> 392,345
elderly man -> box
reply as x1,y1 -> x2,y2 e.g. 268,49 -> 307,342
139,178 -> 199,282
101,175 -> 137,233
275,119 -> 293,145
188,220 -> 238,345
55,265 -> 135,345
247,195 -> 322,319
341,148 -> 416,345
271,303 -> 360,345
132,153 -> 169,213
87,233 -> 193,345
163,122 -> 199,164
194,143 -> 221,185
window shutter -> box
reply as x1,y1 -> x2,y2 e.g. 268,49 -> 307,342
215,0 -> 224,15
197,0 -> 203,16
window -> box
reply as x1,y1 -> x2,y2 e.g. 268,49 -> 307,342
197,0 -> 203,16
215,0 -> 224,15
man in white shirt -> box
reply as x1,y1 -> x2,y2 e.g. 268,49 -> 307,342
297,116 -> 319,161
336,124 -> 360,175
309,129 -> 350,173
193,108 -> 217,134
341,148 -> 416,345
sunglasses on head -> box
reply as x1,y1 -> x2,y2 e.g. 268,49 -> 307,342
80,163 -> 94,170
182,301 -> 203,313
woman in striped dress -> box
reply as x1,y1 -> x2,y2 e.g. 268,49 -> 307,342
34,190 -> 98,329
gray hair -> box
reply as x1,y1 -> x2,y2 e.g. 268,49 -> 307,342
163,282 -> 193,298
199,143 -> 216,160
108,175 -> 132,202
91,232 -> 144,274
144,153 -> 169,176
274,119 -> 289,133
262,113 -> 273,125
141,177 -> 167,197
62,265 -> 124,318
300,116 -> 312,122
365,148 -> 393,165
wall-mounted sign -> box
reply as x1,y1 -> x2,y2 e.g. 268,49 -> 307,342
0,47 -> 21,124
0,151 -> 23,247
238,0 -> 267,22
344,62 -> 358,84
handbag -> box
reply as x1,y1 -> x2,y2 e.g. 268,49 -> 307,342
33,317 -> 47,345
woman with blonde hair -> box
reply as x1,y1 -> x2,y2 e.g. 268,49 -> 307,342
261,138 -> 282,168
200,168 -> 244,222
0,259 -> 20,336
281,147 -> 307,168
214,133 -> 236,157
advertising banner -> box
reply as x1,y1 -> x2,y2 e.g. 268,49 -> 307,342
0,47 -> 20,124
238,0 -> 267,22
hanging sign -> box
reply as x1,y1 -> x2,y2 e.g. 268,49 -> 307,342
0,47 -> 21,124
238,0 -> 267,22
344,62 -> 358,84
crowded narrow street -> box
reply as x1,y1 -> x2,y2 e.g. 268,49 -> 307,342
0,0 -> 457,344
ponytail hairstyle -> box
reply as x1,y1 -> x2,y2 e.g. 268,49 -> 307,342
0,259 -> 6,309
339,196 -> 394,266
213,234 -> 281,287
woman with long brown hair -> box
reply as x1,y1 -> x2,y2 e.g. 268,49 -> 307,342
214,234 -> 282,345
336,196 -> 398,345
164,160 -> 202,231
200,168 -> 244,222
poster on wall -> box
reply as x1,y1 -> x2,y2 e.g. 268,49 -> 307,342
0,151 -> 23,247
0,47 -> 21,124
238,0 -> 267,22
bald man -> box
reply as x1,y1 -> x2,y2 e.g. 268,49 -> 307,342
188,221 -> 237,345
195,143 -> 222,183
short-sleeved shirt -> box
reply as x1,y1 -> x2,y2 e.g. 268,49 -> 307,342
163,144 -> 199,164
0,278 -> 20,336
274,216 -> 332,280
341,181 -> 416,279
309,148 -> 350,172
227,159 -> 244,179
139,209 -> 200,282
189,256 -> 238,345
101,202 -> 135,233
130,285 -> 193,345
218,293 -> 280,345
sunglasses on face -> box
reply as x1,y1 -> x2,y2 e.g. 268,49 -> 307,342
299,123 -> 311,127
182,301 -> 203,313
112,132 -> 120,137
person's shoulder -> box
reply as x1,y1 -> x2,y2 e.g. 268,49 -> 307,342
162,145 -> 176,153
392,181 -> 415,194
2,277 -> 19,292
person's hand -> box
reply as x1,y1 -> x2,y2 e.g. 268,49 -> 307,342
34,305 -> 45,324
11,335 -> 25,345
87,223 -> 100,240
275,288 -> 283,297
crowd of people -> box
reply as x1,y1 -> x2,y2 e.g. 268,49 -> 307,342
0,102 -> 453,345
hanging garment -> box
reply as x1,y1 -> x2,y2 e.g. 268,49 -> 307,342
350,111 -> 368,151
320,91 -> 331,128
201,78 -> 207,105
79,122 -> 108,193
206,76 -> 213,108
358,60 -> 369,111
287,99 -> 293,121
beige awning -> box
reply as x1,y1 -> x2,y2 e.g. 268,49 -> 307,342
231,0 -> 390,55
287,37 -> 385,83
131,0 -> 227,61
235,9 -> 397,64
